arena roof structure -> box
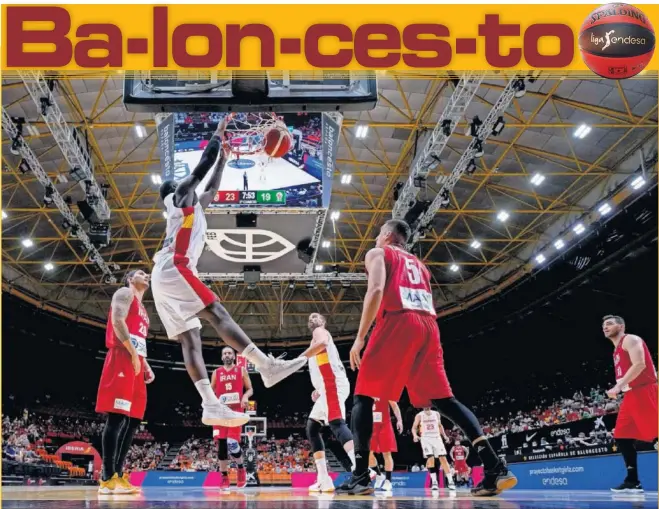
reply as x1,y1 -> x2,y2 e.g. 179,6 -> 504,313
2,73 -> 657,345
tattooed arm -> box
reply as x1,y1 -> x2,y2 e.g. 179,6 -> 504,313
111,287 -> 141,375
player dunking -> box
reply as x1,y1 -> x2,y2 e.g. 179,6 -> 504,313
412,407 -> 455,491
338,219 -> 516,496
602,315 -> 658,493
211,347 -> 253,491
154,116 -> 306,427
96,270 -> 155,494
300,313 -> 356,492
369,398 -> 403,492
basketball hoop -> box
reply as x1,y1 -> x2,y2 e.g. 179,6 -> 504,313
225,112 -> 287,156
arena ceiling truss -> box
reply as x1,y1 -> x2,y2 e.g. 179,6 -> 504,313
2,73 -> 657,345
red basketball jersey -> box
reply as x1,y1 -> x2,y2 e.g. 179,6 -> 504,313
452,445 -> 467,461
213,365 -> 244,408
372,398 -> 391,426
105,294 -> 149,357
376,245 -> 435,319
613,335 -> 657,391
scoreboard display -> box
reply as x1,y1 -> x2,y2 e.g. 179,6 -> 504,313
215,190 -> 287,206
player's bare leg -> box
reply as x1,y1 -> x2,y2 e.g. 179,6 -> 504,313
368,452 -> 381,486
176,328 -> 248,427
198,302 -> 306,388
438,455 -> 456,490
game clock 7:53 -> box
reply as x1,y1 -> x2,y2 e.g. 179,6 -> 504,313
215,190 -> 286,206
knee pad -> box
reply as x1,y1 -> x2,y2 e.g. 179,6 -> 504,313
228,438 -> 242,459
217,439 -> 228,461
306,419 -> 325,453
329,418 -> 353,446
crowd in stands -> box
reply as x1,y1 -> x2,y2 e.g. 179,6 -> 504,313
166,435 -> 314,474
123,442 -> 169,472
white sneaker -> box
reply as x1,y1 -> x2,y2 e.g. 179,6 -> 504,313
201,402 -> 249,426
374,474 -> 385,490
382,480 -> 393,492
258,355 -> 307,388
448,482 -> 456,491
431,483 -> 439,491
369,468 -> 377,482
319,476 -> 335,492
309,479 -> 322,492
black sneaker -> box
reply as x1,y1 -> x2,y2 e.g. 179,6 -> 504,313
336,470 -> 374,495
471,466 -> 518,497
611,480 -> 643,493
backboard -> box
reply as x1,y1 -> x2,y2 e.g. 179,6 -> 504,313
143,72 -> 375,282
124,71 -> 378,113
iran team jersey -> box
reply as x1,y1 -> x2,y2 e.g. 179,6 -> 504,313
373,398 -> 391,426
105,296 -> 149,357
154,194 -> 207,270
308,334 -> 349,393
376,245 -> 435,318
613,335 -> 657,391
453,445 -> 467,461
419,411 -> 441,439
213,365 -> 244,408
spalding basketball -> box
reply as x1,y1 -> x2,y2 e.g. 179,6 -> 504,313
263,126 -> 292,158
579,3 -> 655,79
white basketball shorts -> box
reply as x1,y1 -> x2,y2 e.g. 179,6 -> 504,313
152,254 -> 217,339
421,437 -> 447,457
309,382 -> 351,425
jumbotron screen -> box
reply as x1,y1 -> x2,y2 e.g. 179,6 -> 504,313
173,112 -> 325,208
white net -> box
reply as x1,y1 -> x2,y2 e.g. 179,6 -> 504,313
225,112 -> 288,156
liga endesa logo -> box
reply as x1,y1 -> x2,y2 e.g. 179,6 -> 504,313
4,6 -> 578,69
579,3 -> 655,79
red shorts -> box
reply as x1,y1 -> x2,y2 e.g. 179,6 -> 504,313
355,312 -> 453,406
213,405 -> 243,441
96,347 -> 147,420
614,383 -> 658,442
371,422 -> 397,453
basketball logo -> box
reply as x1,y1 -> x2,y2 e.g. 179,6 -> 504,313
579,3 -> 655,79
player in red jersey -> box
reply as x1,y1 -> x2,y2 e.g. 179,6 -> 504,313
211,347 -> 253,491
96,270 -> 155,495
602,315 -> 658,493
338,219 -> 516,496
450,440 -> 471,485
153,116 -> 306,428
369,398 -> 403,492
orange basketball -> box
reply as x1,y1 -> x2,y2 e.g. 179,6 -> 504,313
263,126 -> 292,158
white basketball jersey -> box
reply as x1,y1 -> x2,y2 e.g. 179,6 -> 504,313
153,194 -> 207,270
308,332 -> 348,392
419,411 -> 441,439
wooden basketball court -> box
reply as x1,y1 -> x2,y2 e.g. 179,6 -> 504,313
2,486 -> 656,509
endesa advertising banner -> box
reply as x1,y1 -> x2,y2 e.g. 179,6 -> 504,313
509,451 -> 657,491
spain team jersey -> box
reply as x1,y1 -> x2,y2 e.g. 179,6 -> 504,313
154,193 -> 207,270
308,333 -> 349,393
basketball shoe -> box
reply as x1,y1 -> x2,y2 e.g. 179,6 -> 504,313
471,465 -> 517,497
257,355 -> 307,388
201,402 -> 249,427
236,468 -> 247,489
118,473 -> 139,494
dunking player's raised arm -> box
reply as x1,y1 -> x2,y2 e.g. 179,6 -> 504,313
173,115 -> 230,209
111,287 -> 141,375
349,247 -> 386,370
241,366 -> 254,409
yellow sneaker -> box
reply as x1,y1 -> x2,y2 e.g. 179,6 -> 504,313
98,474 -> 119,495
114,473 -> 138,494
122,473 -> 140,493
